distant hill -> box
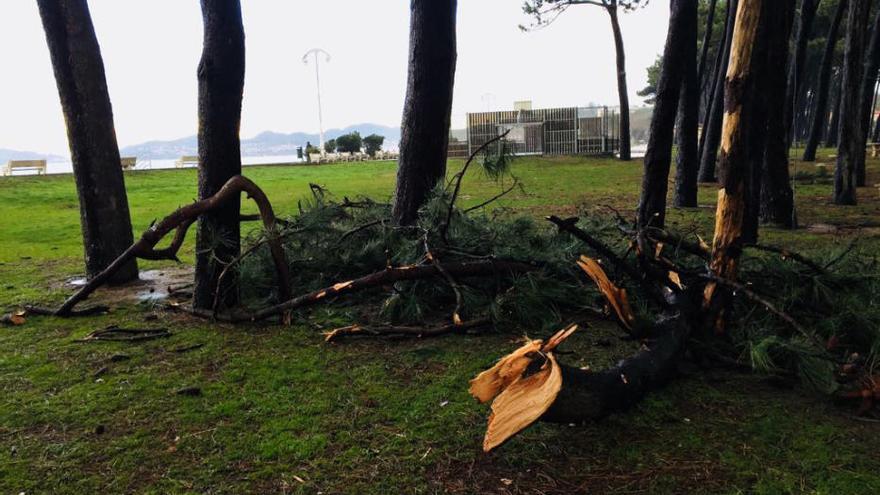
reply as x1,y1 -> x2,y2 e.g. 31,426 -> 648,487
120,123 -> 401,159
0,149 -> 65,163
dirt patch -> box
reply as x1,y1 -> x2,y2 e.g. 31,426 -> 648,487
63,266 -> 193,307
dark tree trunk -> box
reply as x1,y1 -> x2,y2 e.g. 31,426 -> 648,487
637,0 -> 691,228
760,0 -> 798,229
699,0 -> 733,140
835,0 -> 870,204
784,0 -> 819,146
698,0 -> 738,183
803,0 -> 848,162
826,72 -> 843,147
855,4 -> 880,186
37,0 -> 138,284
674,0 -> 700,209
391,0 -> 457,225
741,0 -> 791,244
192,0 -> 245,309
697,0 -> 718,87
607,5 -> 632,161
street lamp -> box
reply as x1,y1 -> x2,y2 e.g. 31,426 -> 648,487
302,48 -> 331,153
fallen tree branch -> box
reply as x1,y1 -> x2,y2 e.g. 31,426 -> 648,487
198,260 -> 536,323
441,129 -> 511,242
744,243 -> 827,274
25,304 -> 110,317
0,312 -> 26,326
324,317 -> 492,342
47,176 -> 290,317
463,178 -> 520,213
698,273 -> 825,349
76,326 -> 171,342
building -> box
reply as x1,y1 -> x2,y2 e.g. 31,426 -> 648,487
464,104 -> 620,158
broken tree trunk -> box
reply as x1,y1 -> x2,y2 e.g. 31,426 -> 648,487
469,0 -> 765,451
703,0 -> 765,331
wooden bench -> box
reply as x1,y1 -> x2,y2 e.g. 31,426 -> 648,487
175,155 -> 198,168
121,156 -> 137,170
3,159 -> 47,176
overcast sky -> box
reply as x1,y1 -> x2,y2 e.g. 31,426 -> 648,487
0,1 -> 669,156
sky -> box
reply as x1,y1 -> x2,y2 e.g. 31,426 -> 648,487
0,1 -> 669,156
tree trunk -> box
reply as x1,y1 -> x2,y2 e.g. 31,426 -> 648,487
37,0 -> 138,284
697,0 -> 718,88
192,0 -> 245,309
803,0 -> 848,162
698,0 -> 738,182
760,0 -> 798,228
699,0 -> 732,134
607,5 -> 632,161
704,0 -> 766,333
784,0 -> 819,146
826,72 -> 843,147
638,0 -> 696,227
835,0 -> 870,204
391,0 -> 457,225
674,0 -> 701,209
855,4 -> 880,186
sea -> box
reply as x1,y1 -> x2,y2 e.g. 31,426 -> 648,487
5,154 -> 307,176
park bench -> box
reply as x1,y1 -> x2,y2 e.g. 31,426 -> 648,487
175,155 -> 198,168
3,159 -> 47,176
121,156 -> 137,170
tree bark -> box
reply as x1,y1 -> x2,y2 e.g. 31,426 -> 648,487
193,0 -> 246,309
638,0 -> 696,227
697,0 -> 718,88
803,0 -> 848,162
835,0 -> 870,204
703,0 -> 765,333
784,0 -> 820,146
855,4 -> 880,186
760,0 -> 798,228
37,0 -> 138,284
826,72 -> 843,147
674,0 -> 701,208
607,4 -> 632,161
391,0 -> 457,225
698,0 -> 738,182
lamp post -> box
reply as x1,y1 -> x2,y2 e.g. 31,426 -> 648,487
302,48 -> 331,153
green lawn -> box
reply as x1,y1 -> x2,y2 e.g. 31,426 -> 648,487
1,154 -> 879,494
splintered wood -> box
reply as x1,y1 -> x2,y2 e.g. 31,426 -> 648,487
469,324 -> 577,451
576,255 -> 636,330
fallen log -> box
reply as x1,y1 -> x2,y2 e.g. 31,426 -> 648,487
189,260 -> 536,323
323,317 -> 492,342
470,257 -> 695,451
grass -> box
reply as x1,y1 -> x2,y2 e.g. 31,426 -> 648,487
1,152 -> 879,493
